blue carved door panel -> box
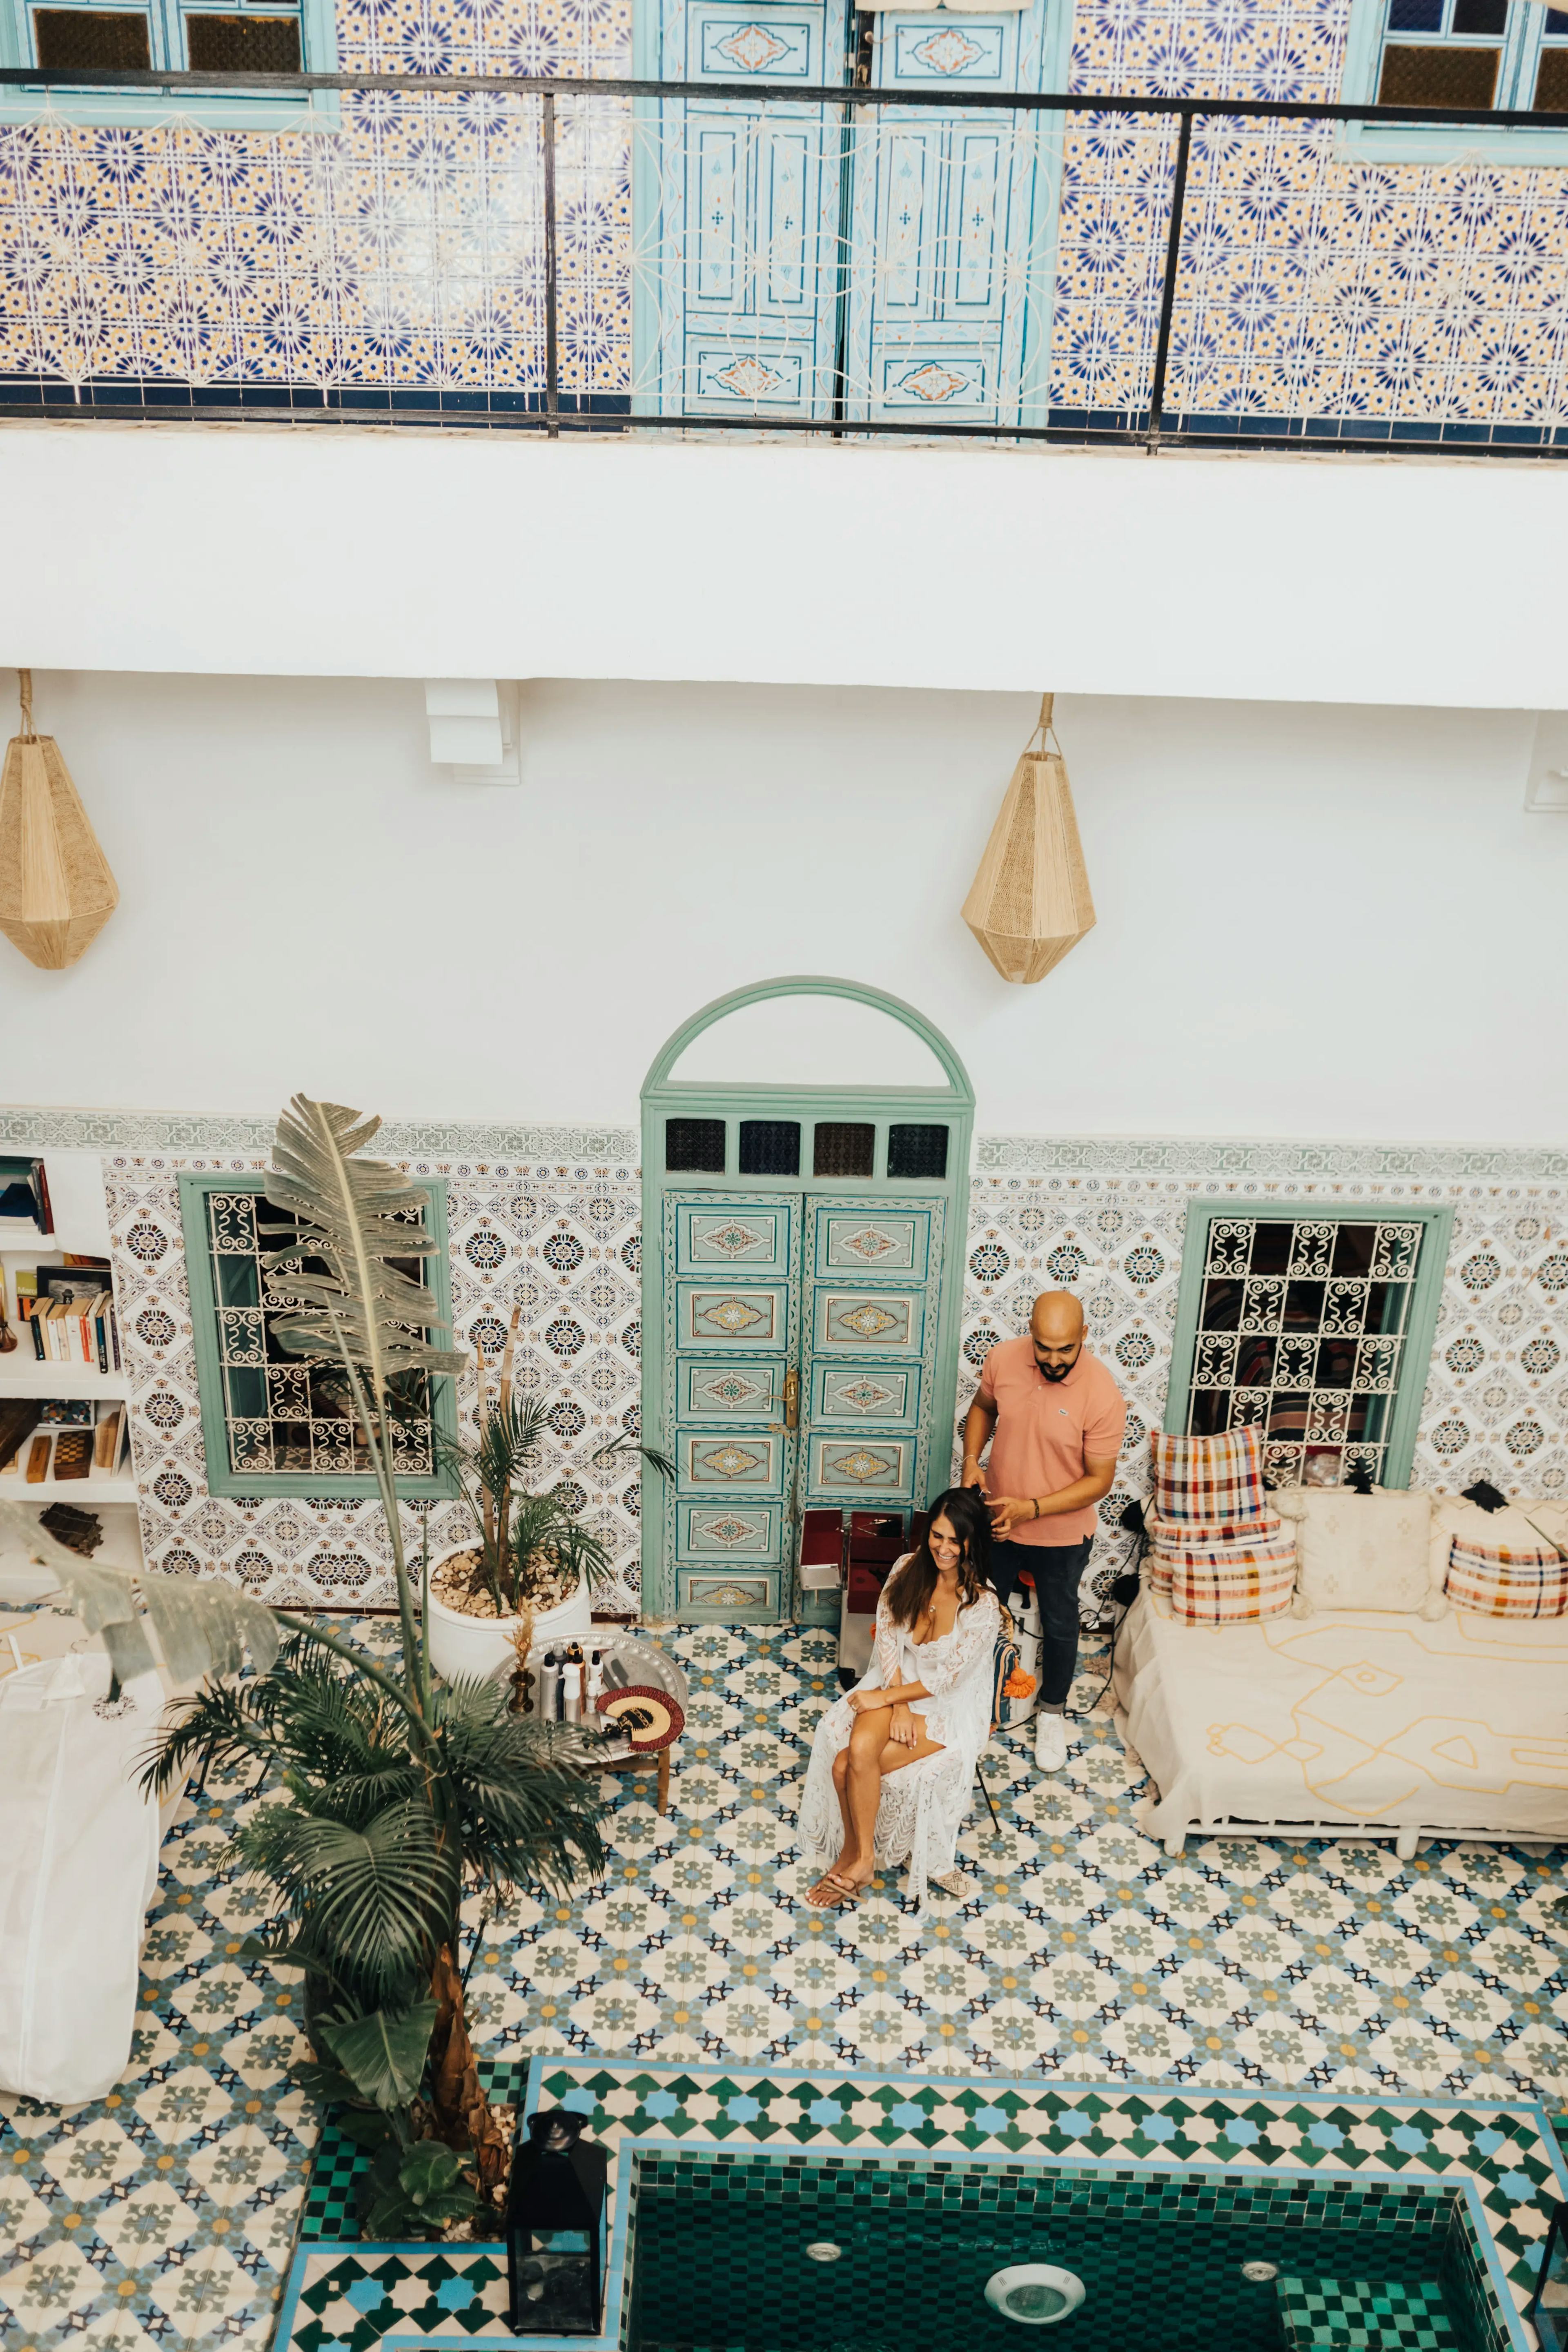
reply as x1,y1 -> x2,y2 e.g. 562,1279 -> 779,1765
798,1194 -> 946,1512
665,1192 -> 802,1617
638,0 -> 851,416
842,0 -> 1057,426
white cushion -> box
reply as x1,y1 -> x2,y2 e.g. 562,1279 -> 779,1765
1273,1485 -> 1444,1619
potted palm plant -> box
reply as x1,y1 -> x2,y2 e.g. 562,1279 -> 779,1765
10,1096 -> 610,2241
426,1314 -> 612,1686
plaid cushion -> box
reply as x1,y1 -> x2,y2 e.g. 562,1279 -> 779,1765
1166,1527 -> 1298,1625
1148,1511 -> 1284,1598
1446,1535 -> 1568,1619
1149,1427 -> 1267,1526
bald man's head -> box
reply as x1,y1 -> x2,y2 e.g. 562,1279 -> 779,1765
1029,1290 -> 1085,1383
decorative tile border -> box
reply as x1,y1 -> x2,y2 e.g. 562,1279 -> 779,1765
977,1136 -> 1568,1183
5,1104 -> 1568,1183
0,1107 -> 641,1161
274,2056 -> 1568,2352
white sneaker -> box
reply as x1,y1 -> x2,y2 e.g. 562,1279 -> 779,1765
1034,1712 -> 1068,1772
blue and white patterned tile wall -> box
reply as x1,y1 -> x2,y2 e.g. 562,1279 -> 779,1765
101,1131 -> 1568,1610
1049,108 -> 1568,425
960,1147 -> 1568,1606
0,0 -> 632,398
105,1149 -> 647,1609
2,0 -> 1568,428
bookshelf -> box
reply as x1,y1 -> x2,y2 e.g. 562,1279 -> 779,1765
0,1148 -> 141,1558
0,1361 -> 130,1399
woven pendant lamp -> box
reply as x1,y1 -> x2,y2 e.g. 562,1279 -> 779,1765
961,694 -> 1096,984
0,670 -> 118,969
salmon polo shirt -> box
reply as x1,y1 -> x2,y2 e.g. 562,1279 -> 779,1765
976,1336 -> 1127,1547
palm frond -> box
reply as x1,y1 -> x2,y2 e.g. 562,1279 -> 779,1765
436,1686 -> 609,1893
264,1097 -> 467,1392
541,1513 -> 614,1592
140,1676 -> 278,1796
473,1389 -> 552,1504
237,1795 -> 459,1991
593,1432 -> 677,1486
0,1503 -> 282,1688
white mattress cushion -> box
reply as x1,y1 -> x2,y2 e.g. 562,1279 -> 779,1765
1118,1588 -> 1568,1842
1274,1485 -> 1443,1619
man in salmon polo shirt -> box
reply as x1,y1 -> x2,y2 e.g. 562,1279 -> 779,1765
961,1290 -> 1126,1773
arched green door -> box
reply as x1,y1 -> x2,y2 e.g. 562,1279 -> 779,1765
639,978 -> 974,1623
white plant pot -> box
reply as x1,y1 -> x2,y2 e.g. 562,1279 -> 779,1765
424,1550 -> 593,1686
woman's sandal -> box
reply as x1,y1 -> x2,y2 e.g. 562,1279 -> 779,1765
806,1871 -> 865,1909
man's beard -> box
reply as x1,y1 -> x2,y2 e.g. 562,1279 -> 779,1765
1035,1357 -> 1074,1383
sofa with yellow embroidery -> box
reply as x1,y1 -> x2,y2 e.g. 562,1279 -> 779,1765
1111,1488 -> 1568,1860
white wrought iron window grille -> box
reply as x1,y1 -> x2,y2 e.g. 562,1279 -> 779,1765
204,1186 -> 437,1483
1185,1216 -> 1428,1489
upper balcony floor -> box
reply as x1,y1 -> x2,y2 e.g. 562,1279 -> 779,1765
1,0 -> 1568,457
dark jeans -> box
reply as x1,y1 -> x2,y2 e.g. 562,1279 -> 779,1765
988,1536 -> 1094,1709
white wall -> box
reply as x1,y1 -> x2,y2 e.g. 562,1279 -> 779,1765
7,426 -> 1568,710
4,669 -> 1561,1144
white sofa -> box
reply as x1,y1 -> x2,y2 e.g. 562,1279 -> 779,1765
0,1604 -> 189,2107
1113,1489 -> 1568,1860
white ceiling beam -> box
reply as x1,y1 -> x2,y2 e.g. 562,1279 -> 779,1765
425,679 -> 519,782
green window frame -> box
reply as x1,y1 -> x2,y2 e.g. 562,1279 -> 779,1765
1341,0 -> 1568,161
178,1171 -> 459,1501
0,0 -> 339,127
1163,1199 -> 1452,1491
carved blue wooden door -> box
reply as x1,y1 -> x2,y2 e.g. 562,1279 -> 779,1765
638,0 -> 1062,426
637,0 -> 851,416
797,1196 -> 946,1515
842,5 -> 1057,425
665,1194 -> 802,1616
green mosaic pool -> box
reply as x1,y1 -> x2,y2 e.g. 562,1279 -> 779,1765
624,2152 -> 1503,2352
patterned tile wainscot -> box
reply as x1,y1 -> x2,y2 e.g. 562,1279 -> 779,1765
106,1152 -> 645,1609
71,1127 -> 1568,1608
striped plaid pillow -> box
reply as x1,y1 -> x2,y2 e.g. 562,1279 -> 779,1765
1149,1427 -> 1267,1527
1446,1536 -> 1568,1619
1166,1527 -> 1298,1625
1148,1511 -> 1284,1598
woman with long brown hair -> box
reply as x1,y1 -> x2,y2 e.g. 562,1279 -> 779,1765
798,1488 -> 1000,1909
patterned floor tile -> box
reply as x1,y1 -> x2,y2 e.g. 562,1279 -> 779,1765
1,1619 -> 1565,2352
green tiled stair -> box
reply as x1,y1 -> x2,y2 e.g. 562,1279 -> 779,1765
1277,2276 -> 1458,2350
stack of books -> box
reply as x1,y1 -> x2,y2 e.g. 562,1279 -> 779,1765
14,1262 -> 121,1371
0,1155 -> 52,1233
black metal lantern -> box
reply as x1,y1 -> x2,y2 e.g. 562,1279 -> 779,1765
1532,2202 -> 1568,2351
506,2107 -> 609,2335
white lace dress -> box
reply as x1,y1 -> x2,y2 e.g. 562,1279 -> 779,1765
798,1566 -> 1000,1910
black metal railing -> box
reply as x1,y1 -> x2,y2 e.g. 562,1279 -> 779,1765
3,63 -> 1567,456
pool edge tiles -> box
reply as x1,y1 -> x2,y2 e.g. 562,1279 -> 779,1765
274,2059 -> 1567,2352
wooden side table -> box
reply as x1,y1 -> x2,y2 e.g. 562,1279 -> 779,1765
593,1742 -> 672,1815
